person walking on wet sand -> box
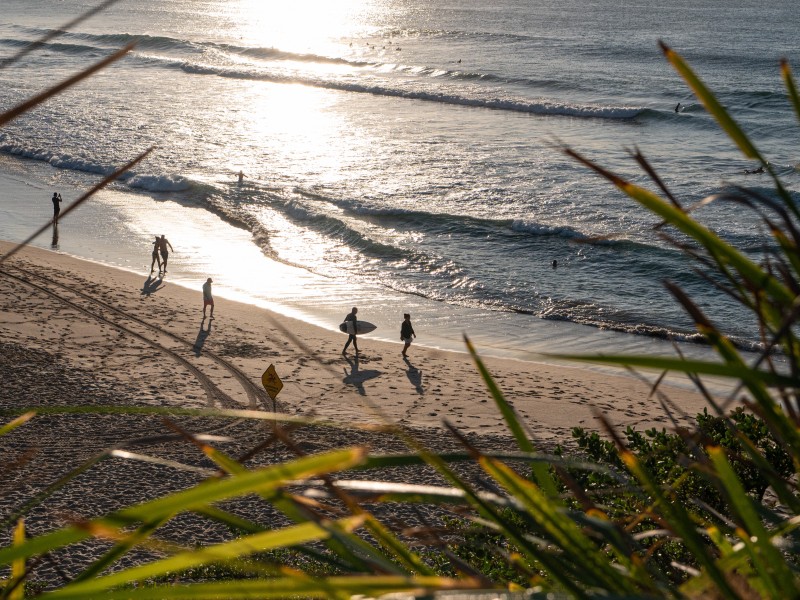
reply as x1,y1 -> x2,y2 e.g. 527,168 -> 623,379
51,192 -> 62,223
158,235 -> 174,272
342,307 -> 359,355
202,277 -> 214,319
149,236 -> 162,272
400,313 -> 416,357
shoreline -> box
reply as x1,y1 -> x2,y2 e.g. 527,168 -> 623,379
0,156 -> 730,369
0,240 -> 716,439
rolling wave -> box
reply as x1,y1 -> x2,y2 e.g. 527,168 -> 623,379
3,25 -> 643,120
173,59 -> 643,119
0,133 -> 196,194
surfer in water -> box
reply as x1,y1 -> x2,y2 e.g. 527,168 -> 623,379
158,235 -> 174,272
237,170 -> 246,184
150,236 -> 162,272
675,102 -> 681,113
342,307 -> 359,355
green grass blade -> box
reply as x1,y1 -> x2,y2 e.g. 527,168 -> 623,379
46,517 -> 367,597
70,517 -> 169,584
781,59 -> 800,127
0,412 -> 35,437
0,448 -> 366,566
479,456 -> 645,595
660,42 -> 761,161
707,447 -> 799,595
406,447 -> 589,596
661,42 -> 797,216
40,575 -> 476,600
465,335 -> 559,499
550,354 -> 798,388
564,148 -> 794,313
8,519 -> 25,600
200,439 -> 411,574
621,451 -> 740,600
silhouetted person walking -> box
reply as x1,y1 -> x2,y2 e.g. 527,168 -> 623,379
150,236 -> 162,272
158,235 -> 174,272
400,313 -> 416,357
51,192 -> 62,223
342,307 -> 359,355
202,278 -> 214,319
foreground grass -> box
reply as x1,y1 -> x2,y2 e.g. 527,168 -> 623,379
3,3 -> 800,597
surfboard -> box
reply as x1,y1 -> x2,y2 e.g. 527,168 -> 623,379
339,320 -> 377,335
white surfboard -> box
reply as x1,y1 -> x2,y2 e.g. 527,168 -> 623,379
339,320 -> 377,335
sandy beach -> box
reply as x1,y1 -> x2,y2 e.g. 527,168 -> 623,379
0,241 -> 713,440
0,240 -> 719,583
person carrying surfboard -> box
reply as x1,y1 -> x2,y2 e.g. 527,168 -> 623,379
342,307 -> 359,355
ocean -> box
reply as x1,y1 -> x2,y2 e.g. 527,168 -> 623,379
1,0 -> 798,360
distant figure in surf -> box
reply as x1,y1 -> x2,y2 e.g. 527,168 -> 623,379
400,313 -> 416,357
745,165 -> 765,174
150,236 -> 162,272
51,192 -> 62,223
158,235 -> 174,272
675,102 -> 681,113
342,307 -> 359,355
552,259 -> 557,269
202,278 -> 214,319
237,170 -> 246,184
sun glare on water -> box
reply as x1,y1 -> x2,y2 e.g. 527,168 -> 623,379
232,0 -> 378,54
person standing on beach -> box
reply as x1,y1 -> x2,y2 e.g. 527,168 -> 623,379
202,278 -> 214,318
158,235 -> 174,272
342,307 -> 359,355
51,192 -> 62,223
150,236 -> 162,272
400,313 -> 416,357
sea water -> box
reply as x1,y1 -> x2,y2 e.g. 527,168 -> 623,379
0,0 -> 798,361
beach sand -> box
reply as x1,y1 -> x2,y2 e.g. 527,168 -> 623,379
0,240 -> 718,582
0,241 -> 713,439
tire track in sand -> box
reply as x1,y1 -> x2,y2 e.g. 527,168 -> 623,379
1,264 -> 274,411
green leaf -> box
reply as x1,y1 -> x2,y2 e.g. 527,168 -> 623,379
550,354 -> 798,388
0,448 -> 366,566
781,59 -> 800,127
480,456 -> 645,595
0,412 -> 35,437
39,575 -> 476,600
661,42 -> 762,161
707,447 -> 799,596
45,517 -> 367,597
465,335 -> 559,499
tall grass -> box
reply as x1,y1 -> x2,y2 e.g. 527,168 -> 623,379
2,3 -> 800,596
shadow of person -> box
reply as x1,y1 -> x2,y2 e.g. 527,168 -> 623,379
403,357 -> 424,395
342,354 -> 382,396
50,222 -> 59,249
193,317 -> 212,356
141,274 -> 164,296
